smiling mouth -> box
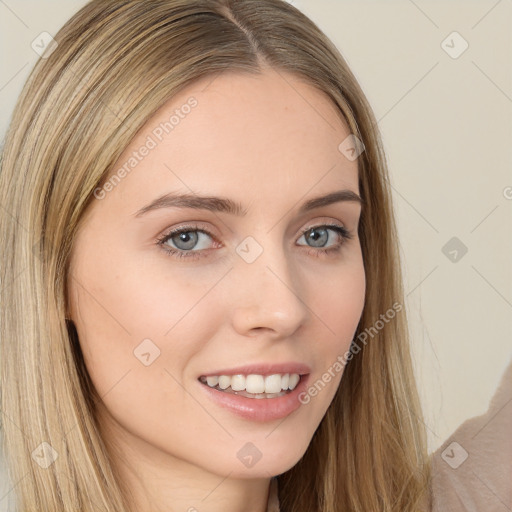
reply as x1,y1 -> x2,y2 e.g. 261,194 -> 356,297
198,373 -> 303,399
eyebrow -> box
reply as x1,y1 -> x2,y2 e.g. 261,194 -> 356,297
133,189 -> 363,218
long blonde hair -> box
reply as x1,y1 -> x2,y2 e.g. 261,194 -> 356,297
0,0 -> 431,510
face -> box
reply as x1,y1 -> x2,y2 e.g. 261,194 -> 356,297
67,67 -> 365,482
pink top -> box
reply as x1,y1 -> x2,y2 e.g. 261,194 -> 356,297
431,361 -> 512,511
266,362 -> 512,512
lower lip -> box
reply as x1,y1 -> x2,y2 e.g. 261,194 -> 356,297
198,374 -> 310,422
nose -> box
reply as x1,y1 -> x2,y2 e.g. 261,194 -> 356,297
229,241 -> 309,339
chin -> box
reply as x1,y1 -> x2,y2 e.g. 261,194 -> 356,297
215,431 -> 313,479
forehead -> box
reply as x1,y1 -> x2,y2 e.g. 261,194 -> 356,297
99,68 -> 359,215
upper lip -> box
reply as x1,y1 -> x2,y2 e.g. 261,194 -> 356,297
198,362 -> 311,378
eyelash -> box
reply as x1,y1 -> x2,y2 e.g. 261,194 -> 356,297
156,222 -> 353,261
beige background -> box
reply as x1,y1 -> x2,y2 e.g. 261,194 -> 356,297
1,0 -> 511,506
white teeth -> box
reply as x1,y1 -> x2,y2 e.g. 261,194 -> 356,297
218,375 -> 231,390
288,373 -> 300,391
230,374 -> 246,391
200,372 -> 302,394
264,374 -> 282,394
206,376 -> 219,387
246,374 -> 265,394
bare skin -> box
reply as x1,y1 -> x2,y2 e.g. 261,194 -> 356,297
67,66 -> 366,512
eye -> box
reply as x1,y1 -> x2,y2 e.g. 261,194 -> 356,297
156,223 -> 217,259
297,224 -> 353,257
156,222 -> 353,260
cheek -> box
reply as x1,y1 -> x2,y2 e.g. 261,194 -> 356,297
68,247 -> 230,396
71,246 -> 219,340
68,258 -> 221,446
312,255 -> 366,347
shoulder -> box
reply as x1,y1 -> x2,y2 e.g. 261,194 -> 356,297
430,362 -> 512,512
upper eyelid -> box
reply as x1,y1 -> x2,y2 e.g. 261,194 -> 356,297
161,219 -> 348,235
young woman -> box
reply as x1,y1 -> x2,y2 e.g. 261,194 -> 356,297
0,1 -> 431,510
